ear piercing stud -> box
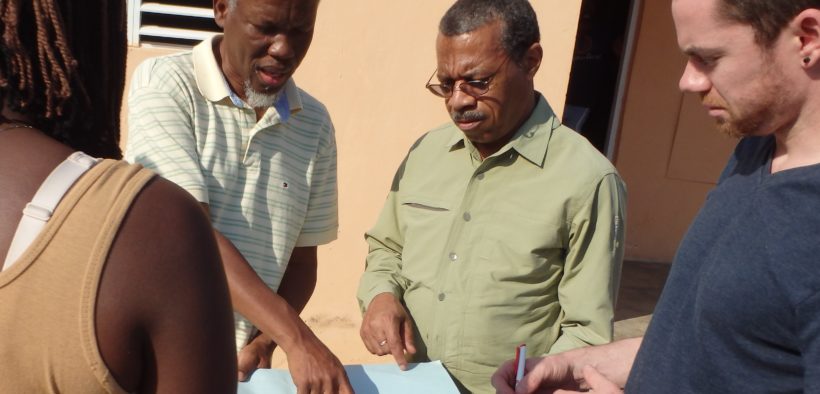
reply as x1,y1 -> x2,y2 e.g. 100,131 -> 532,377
804,56 -> 811,65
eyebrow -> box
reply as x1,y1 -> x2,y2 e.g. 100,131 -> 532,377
682,46 -> 724,58
436,69 -> 488,83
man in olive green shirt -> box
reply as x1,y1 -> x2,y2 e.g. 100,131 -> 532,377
357,1 -> 626,392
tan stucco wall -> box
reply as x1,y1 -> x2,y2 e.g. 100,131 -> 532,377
123,1 -> 583,365
613,1 -> 736,263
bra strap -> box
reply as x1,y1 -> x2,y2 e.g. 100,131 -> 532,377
2,152 -> 100,271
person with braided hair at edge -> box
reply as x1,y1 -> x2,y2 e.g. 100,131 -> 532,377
492,0 -> 820,392
0,0 -> 236,392
357,0 -> 626,392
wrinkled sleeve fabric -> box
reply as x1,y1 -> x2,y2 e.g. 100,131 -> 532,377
124,58 -> 208,203
549,172 -> 626,354
356,158 -> 412,312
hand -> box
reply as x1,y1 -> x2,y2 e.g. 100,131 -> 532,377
237,332 -> 275,382
552,366 -> 621,394
492,355 -> 578,394
360,292 -> 416,370
285,331 -> 353,394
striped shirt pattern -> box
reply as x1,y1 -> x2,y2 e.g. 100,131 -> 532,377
125,36 -> 338,347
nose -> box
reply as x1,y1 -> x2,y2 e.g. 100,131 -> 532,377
447,82 -> 477,112
678,60 -> 711,93
267,34 -> 295,60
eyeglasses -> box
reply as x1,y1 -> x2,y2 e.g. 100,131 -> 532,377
425,57 -> 509,98
425,71 -> 494,98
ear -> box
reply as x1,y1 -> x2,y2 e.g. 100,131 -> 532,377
792,9 -> 820,68
522,42 -> 543,79
213,0 -> 229,28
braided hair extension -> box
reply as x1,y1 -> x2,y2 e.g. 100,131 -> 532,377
0,0 -> 126,158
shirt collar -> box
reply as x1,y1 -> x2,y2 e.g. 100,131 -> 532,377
445,93 -> 558,167
192,35 -> 303,120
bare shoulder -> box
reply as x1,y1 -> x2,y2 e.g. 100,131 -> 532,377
121,175 -> 217,261
106,175 -> 220,288
97,175 -> 236,393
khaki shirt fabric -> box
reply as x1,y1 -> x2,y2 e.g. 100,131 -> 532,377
0,160 -> 153,393
357,96 -> 626,393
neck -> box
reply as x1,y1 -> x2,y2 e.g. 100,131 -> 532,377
771,115 -> 820,173
0,107 -> 34,125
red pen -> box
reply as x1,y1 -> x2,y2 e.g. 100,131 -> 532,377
514,343 -> 527,387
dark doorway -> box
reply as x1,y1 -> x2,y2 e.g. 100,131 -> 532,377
563,0 -> 634,154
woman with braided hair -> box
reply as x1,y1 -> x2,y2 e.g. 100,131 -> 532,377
0,0 -> 237,392
0,0 -> 124,157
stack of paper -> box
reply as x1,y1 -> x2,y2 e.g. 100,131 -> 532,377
238,361 -> 460,394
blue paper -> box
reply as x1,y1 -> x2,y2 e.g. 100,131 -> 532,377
238,361 -> 460,394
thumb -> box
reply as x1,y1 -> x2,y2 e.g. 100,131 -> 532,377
236,350 -> 258,382
402,319 -> 416,355
582,365 -> 620,392
515,363 -> 547,394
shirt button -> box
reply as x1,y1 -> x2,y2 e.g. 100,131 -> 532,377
438,293 -> 446,301
449,252 -> 458,262
463,212 -> 471,222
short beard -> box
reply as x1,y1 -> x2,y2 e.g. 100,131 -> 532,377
243,80 -> 280,109
713,85 -> 785,139
711,55 -> 788,138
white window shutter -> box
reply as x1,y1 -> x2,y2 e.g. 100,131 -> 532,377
127,0 -> 220,46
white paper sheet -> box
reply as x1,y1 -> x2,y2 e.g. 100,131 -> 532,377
238,360 -> 460,394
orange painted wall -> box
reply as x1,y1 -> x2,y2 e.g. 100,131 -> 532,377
613,1 -> 737,263
123,1 -> 583,365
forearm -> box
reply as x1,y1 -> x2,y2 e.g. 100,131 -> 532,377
277,246 -> 318,315
254,247 -> 319,350
213,230 -> 313,351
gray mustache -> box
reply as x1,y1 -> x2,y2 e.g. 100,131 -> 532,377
451,111 -> 486,123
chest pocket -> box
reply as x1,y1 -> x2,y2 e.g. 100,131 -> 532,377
398,195 -> 454,284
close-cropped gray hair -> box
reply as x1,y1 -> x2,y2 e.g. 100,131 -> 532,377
226,0 -> 321,11
439,0 -> 540,63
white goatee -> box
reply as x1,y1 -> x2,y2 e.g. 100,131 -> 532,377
243,80 -> 280,109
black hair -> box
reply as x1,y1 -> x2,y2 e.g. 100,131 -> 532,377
439,0 -> 540,63
0,0 -> 127,158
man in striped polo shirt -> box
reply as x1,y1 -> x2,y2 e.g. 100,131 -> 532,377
125,0 -> 352,392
